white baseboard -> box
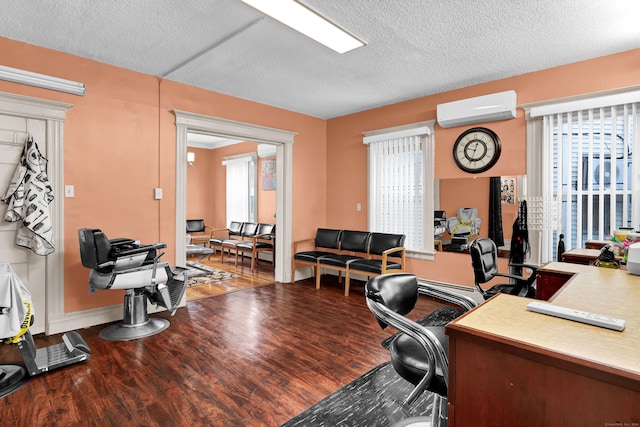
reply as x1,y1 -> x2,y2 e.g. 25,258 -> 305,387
46,300 -> 183,336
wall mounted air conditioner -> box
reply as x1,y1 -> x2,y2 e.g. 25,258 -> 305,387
257,143 -> 277,158
437,90 -> 517,128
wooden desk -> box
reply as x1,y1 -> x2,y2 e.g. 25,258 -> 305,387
561,247 -> 601,265
446,263 -> 640,426
535,261 -> 592,300
585,239 -> 611,250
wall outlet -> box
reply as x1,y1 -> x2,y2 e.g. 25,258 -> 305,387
64,185 -> 74,198
356,203 -> 361,212
154,188 -> 163,200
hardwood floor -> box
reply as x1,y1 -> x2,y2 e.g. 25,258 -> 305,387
2,267 -> 452,426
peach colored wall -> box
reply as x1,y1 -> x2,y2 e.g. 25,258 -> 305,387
186,143 -> 277,228
0,34 -> 637,313
0,36 -> 327,313
258,157 -> 277,223
186,147 -> 215,224
326,49 -> 640,287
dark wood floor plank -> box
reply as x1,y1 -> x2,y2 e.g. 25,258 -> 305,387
4,267 -> 451,426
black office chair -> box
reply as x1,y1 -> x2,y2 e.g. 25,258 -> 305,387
469,237 -> 537,300
78,228 -> 187,341
365,273 -> 477,424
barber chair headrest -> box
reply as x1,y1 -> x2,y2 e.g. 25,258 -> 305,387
78,228 -> 114,273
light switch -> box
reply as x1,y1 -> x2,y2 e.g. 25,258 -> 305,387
356,203 -> 361,212
154,188 -> 163,200
65,185 -> 74,198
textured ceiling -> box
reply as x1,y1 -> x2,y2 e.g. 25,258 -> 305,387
0,0 -> 638,119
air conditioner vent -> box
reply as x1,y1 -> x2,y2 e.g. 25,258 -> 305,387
437,90 -> 517,128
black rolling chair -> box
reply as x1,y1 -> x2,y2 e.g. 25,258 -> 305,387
469,238 -> 537,300
365,273 -> 477,424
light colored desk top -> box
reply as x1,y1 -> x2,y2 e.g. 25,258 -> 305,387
448,262 -> 640,384
561,247 -> 601,257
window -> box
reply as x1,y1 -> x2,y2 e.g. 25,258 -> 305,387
223,153 -> 257,223
524,89 -> 640,263
363,122 -> 435,254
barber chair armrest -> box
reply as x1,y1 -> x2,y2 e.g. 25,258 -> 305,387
115,242 -> 167,258
109,237 -> 137,248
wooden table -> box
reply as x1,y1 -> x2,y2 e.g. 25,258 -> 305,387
560,247 -> 601,265
446,263 -> 640,426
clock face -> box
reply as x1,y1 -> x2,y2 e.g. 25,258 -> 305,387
452,127 -> 501,173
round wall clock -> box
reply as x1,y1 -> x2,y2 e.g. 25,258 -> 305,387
452,127 -> 501,174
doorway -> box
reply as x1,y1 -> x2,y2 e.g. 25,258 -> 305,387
184,135 -> 277,300
174,110 -> 296,285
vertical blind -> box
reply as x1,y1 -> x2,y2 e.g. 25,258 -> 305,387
222,154 -> 256,224
368,135 -> 424,250
545,103 -> 638,250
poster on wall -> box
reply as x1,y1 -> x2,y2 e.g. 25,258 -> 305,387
501,176 -> 516,204
262,159 -> 276,190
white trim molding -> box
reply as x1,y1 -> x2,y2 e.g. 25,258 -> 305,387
173,110 -> 296,283
0,91 -> 72,335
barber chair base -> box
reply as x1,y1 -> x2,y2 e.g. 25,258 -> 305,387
99,293 -> 169,341
0,365 -> 28,398
99,318 -> 169,341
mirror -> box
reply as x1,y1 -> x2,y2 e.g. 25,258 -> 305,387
437,175 -> 525,247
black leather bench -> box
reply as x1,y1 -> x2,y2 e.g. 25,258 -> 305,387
292,228 -> 405,296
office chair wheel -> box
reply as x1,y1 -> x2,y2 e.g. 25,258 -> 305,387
0,364 -> 28,398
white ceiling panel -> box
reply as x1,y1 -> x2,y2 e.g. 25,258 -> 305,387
0,0 -> 638,118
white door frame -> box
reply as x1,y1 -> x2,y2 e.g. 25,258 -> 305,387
0,91 -> 71,335
173,110 -> 296,283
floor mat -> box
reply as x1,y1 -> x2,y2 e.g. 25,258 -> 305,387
186,263 -> 236,286
281,362 -> 443,427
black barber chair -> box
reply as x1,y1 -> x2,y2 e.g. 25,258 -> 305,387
365,273 -> 477,425
78,228 -> 188,341
469,237 -> 537,300
1,263 -> 90,398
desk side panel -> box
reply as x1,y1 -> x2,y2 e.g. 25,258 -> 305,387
448,333 -> 640,426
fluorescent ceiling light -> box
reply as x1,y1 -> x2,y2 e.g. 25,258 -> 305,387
0,65 -> 86,96
241,0 -> 365,54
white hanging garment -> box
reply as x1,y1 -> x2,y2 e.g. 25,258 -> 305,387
0,262 -> 33,339
1,137 -> 55,255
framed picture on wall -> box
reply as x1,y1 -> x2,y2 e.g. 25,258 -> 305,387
501,176 -> 516,204
262,159 -> 276,190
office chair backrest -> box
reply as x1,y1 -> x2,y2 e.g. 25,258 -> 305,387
369,233 -> 405,257
314,228 -> 342,249
257,223 -> 275,238
340,230 -> 371,253
241,222 -> 260,238
186,219 -> 205,233
470,238 -> 499,284
228,221 -> 244,237
366,273 -> 418,329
